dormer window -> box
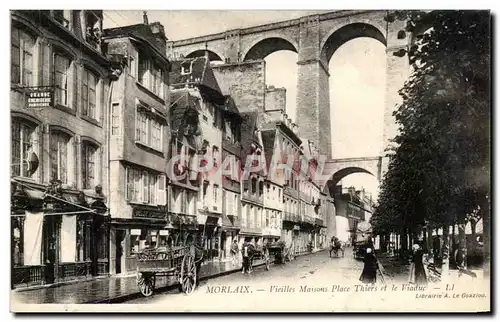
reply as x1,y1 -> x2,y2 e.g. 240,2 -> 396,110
84,11 -> 102,49
53,10 -> 71,29
181,61 -> 193,75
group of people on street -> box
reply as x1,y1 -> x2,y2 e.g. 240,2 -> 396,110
230,239 -> 254,274
359,242 -> 428,285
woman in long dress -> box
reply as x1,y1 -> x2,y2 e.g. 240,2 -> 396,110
359,248 -> 378,284
409,244 -> 428,285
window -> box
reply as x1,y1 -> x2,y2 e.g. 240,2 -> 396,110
225,120 -> 233,141
50,131 -> 71,183
152,64 -> 163,97
53,10 -> 71,28
82,142 -> 98,189
126,166 -> 166,205
213,184 -> 219,204
135,107 -> 164,151
11,119 -> 37,178
137,52 -> 164,98
84,11 -> 101,49
11,27 -> 35,86
54,54 -> 70,106
76,219 -> 91,262
82,68 -> 97,119
111,103 -> 120,135
138,54 -> 148,86
129,56 -> 137,78
179,190 -> 188,214
181,61 -> 192,75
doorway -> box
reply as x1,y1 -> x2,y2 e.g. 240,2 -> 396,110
115,230 -> 125,275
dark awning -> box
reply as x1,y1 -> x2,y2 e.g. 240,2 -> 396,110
222,215 -> 241,229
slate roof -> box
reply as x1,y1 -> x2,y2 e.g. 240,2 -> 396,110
220,95 -> 241,118
239,111 -> 267,176
261,129 -> 277,175
170,56 -> 225,105
103,24 -> 168,63
169,90 -> 201,138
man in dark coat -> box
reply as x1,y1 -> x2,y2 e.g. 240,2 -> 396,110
359,247 -> 378,284
241,240 -> 253,274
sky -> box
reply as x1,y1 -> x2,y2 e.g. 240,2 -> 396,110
103,10 -> 386,201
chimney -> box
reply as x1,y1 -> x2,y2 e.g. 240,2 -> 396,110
143,11 -> 149,25
149,21 -> 167,55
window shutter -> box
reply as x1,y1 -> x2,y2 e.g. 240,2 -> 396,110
143,171 -> 149,204
135,111 -> 141,141
125,167 -> 133,200
222,190 -> 227,215
157,174 -> 166,205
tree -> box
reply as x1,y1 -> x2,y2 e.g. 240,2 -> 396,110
373,10 -> 490,274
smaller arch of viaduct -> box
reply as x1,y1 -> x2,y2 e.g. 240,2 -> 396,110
241,34 -> 299,61
319,157 -> 383,196
185,49 -> 224,61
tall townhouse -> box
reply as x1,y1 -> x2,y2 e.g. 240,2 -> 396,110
11,10 -> 113,288
239,112 -> 267,247
333,185 -> 369,244
219,95 -> 243,260
169,56 -> 228,261
298,139 -> 327,251
102,18 -> 171,275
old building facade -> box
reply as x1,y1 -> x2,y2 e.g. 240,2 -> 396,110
334,185 -> 375,244
11,10 -> 112,287
169,56 -> 233,261
102,19 -> 170,274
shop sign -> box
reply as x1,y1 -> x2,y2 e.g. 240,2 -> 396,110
206,216 -> 220,226
293,225 -> 300,230
133,208 -> 165,219
159,230 -> 169,236
26,88 -> 54,108
131,229 -> 141,236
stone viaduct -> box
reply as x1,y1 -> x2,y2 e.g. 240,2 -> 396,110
166,10 -> 411,197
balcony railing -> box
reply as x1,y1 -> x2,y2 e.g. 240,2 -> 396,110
283,212 -> 300,223
222,137 -> 241,155
283,186 -> 298,199
241,192 -> 263,205
262,227 -> 281,237
239,226 -> 262,235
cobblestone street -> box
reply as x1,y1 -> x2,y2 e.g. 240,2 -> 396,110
119,248 -> 488,312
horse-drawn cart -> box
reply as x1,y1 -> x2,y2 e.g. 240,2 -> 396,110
266,241 -> 287,264
249,244 -> 271,270
136,242 -> 204,297
353,221 -> 373,260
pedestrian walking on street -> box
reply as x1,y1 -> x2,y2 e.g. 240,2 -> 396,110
359,247 -> 378,284
230,240 -> 240,267
409,244 -> 428,285
241,240 -> 252,274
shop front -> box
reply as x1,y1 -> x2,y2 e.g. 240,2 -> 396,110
221,215 -> 240,261
196,212 -> 222,262
166,213 -> 200,247
110,205 -> 169,274
11,179 -> 109,289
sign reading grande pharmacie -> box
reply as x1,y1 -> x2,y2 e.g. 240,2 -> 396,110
26,88 -> 54,108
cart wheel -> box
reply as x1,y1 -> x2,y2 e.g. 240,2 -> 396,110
137,273 -> 155,297
264,249 -> 270,271
180,253 -> 197,295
